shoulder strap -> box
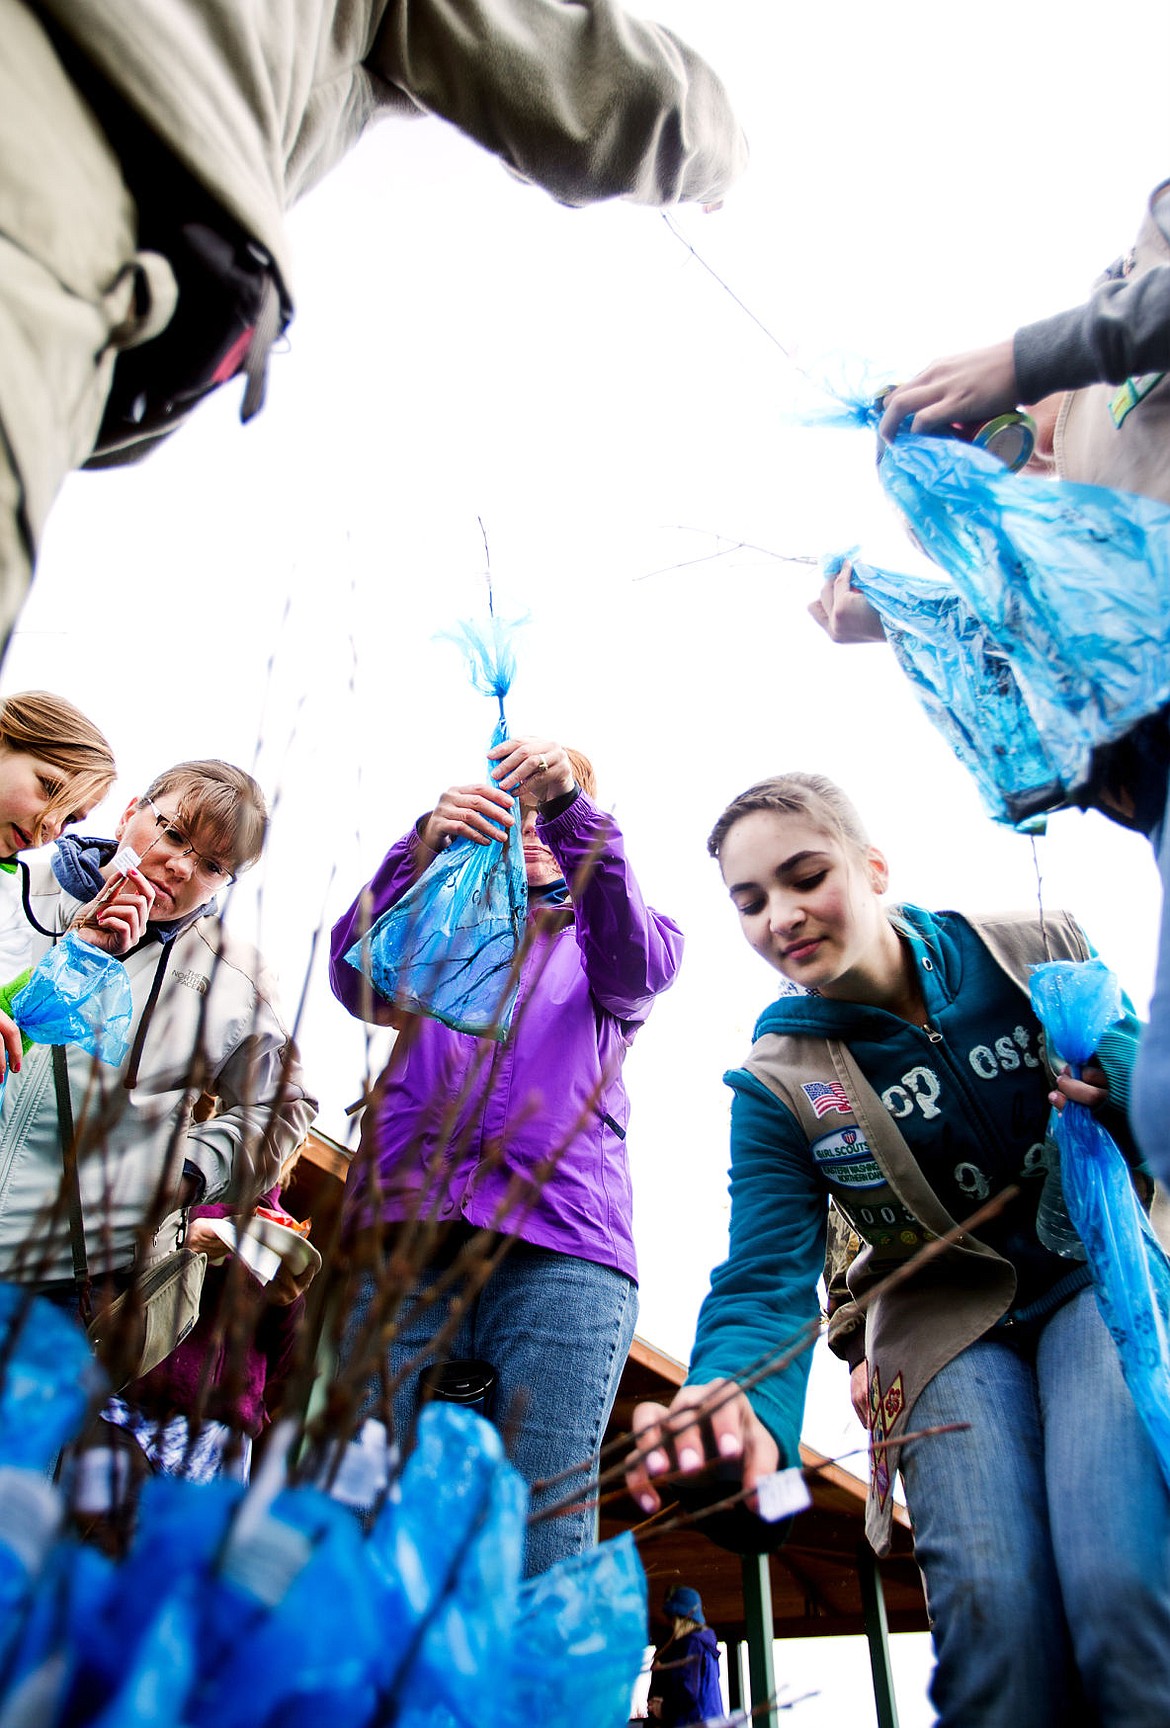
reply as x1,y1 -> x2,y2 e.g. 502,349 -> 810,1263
824,1039 -> 992,1251
960,908 -> 1089,992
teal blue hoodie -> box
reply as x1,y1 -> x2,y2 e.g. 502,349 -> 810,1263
686,906 -> 1141,1466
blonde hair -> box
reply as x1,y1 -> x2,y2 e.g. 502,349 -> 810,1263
0,690 -> 115,842
566,747 -> 597,799
707,772 -> 870,862
142,760 -> 268,874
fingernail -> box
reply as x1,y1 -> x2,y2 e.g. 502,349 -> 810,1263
646,1449 -> 669,1477
678,1447 -> 702,1472
718,1432 -> 742,1458
637,1493 -> 657,1514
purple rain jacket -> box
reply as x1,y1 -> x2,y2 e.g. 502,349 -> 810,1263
328,790 -> 683,1280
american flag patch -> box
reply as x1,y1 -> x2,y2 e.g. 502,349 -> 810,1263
802,1081 -> 852,1118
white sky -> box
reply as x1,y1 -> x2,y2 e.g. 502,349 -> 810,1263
10,4 -> 1170,1721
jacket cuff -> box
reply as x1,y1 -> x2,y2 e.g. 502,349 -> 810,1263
826,1307 -> 867,1370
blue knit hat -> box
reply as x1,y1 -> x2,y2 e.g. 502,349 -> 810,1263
664,1585 -> 705,1623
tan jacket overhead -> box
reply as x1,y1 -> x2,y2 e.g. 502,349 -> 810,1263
36,0 -> 749,302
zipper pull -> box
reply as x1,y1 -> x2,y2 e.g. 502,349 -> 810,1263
923,1024 -> 943,1044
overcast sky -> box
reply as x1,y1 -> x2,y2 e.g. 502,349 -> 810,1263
10,5 -> 1170,1719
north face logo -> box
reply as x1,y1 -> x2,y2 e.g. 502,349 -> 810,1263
171,968 -> 208,994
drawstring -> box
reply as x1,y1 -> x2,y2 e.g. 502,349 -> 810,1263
240,275 -> 283,423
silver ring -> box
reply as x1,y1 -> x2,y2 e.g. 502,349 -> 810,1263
537,755 -> 549,773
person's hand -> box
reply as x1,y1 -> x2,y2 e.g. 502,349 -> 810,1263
647,1698 -> 664,1719
418,782 -> 515,854
0,1011 -> 22,1081
625,1380 -> 779,1516
487,738 -> 575,805
1050,1062 -> 1109,1114
808,562 -> 887,644
268,1253 -> 318,1305
878,339 -> 1019,444
184,1216 -> 233,1262
850,1360 -> 870,1428
72,870 -> 155,954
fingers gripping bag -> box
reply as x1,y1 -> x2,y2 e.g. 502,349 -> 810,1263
345,617 -> 528,1041
1029,960 -> 1170,1488
8,934 -> 134,1067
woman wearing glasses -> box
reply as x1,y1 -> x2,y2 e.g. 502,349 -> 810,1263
0,757 -> 316,1301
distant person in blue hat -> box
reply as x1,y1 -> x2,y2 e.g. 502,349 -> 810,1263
647,1585 -> 723,1726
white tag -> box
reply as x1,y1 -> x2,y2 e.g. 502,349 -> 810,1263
316,1418 -> 398,1510
219,1517 -> 313,1608
0,1469 -> 62,1571
72,1448 -> 132,1515
754,1466 -> 812,1523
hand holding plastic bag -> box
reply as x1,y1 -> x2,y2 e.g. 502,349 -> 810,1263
1029,960 -> 1170,1488
9,934 -> 133,1067
345,615 -> 528,1040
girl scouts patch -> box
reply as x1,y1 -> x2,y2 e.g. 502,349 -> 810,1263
810,1126 -> 883,1190
802,1080 -> 852,1118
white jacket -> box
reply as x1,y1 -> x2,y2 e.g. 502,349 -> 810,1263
0,858 -> 317,1281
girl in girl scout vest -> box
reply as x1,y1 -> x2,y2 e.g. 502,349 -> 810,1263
628,772 -> 1170,1728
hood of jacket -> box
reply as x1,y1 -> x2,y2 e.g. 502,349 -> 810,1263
751,904 -> 962,1043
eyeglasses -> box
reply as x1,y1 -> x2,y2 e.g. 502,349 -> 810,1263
144,797 -> 237,887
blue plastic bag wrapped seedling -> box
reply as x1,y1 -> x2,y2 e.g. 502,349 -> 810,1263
369,1403 -> 526,1727
1029,960 -> 1170,1490
499,1533 -> 648,1728
866,431 -> 1170,824
0,1286 -> 97,1471
0,1292 -> 91,1682
64,1476 -> 241,1719
189,1486 -> 383,1728
9,934 -> 134,1067
843,554 -> 1067,827
346,615 -> 528,1040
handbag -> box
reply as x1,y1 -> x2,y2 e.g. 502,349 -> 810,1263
53,1046 -> 207,1391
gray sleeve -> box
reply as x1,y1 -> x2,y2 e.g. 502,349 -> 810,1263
1015,196 -> 1170,400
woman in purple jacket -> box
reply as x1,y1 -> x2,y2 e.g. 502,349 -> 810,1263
329,735 -> 683,1574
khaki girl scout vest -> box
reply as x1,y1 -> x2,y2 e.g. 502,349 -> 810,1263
741,910 -> 1089,1553
1055,180 -> 1170,507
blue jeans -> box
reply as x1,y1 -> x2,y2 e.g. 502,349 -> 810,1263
1132,793 -> 1170,1185
343,1241 -> 637,1577
900,1286 -> 1170,1726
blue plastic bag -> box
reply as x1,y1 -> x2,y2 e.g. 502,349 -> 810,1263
0,1286 -> 97,1472
345,616 -> 528,1039
845,553 -> 1066,825
10,934 -> 134,1067
370,1403 -> 527,1725
858,430 -> 1170,824
499,1533 -> 648,1728
1029,960 -> 1170,1489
